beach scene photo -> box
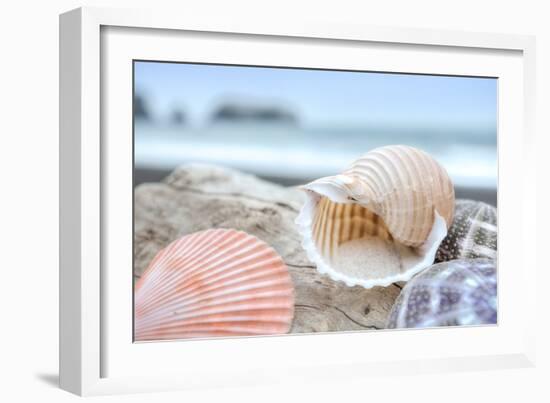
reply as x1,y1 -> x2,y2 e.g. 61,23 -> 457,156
133,61 -> 497,342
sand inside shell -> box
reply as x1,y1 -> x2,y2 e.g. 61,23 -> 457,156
295,187 -> 449,287
332,235 -> 423,280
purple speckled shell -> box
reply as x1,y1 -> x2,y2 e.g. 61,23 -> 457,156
435,199 -> 497,263
386,258 -> 497,329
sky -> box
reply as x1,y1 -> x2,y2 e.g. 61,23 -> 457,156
134,61 -> 497,131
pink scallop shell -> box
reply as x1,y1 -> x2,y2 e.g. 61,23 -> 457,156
135,229 -> 295,341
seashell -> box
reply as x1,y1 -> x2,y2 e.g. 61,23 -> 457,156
134,229 -> 295,341
386,258 -> 497,328
295,145 -> 455,288
436,199 -> 497,262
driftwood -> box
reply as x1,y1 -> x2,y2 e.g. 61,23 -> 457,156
134,164 -> 400,333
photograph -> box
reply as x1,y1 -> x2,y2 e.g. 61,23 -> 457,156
132,61 -> 498,342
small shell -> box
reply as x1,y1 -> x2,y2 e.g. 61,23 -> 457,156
295,145 -> 455,288
436,199 -> 497,262
135,229 -> 295,341
386,258 -> 497,328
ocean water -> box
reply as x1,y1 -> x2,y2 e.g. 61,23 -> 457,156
134,123 -> 497,191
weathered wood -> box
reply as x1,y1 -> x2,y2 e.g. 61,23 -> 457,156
134,164 -> 400,333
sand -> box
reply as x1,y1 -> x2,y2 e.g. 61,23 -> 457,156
333,235 -> 403,279
333,235 -> 426,280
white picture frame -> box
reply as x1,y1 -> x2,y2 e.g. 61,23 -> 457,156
59,6 -> 537,396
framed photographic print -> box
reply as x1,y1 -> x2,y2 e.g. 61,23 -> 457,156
59,7 -> 537,396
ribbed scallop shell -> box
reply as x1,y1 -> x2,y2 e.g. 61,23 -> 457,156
386,258 -> 497,328
134,229 -> 295,341
435,199 -> 497,262
295,145 -> 455,288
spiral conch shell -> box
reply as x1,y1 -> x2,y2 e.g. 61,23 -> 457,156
295,145 -> 455,288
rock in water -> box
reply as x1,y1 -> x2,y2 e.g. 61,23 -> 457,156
435,199 -> 497,262
134,164 -> 400,333
386,258 -> 497,329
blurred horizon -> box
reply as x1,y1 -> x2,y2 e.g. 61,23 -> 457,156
134,61 -> 497,205
135,61 -> 496,132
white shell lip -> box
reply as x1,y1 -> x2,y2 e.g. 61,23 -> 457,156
295,189 -> 448,289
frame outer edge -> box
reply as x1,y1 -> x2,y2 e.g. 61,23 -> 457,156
59,7 -> 83,396
58,6 -> 537,395
80,5 -> 531,51
81,6 -> 103,395
522,36 -> 537,366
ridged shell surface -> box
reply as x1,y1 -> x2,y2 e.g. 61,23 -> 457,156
386,258 -> 497,328
295,145 -> 455,288
312,145 -> 454,247
436,199 -> 497,262
135,229 -> 295,341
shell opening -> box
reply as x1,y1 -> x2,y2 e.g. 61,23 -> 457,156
313,197 -> 402,279
296,192 -> 449,288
